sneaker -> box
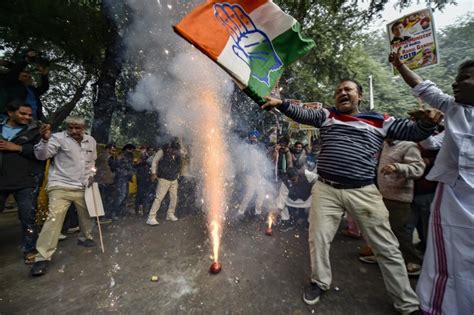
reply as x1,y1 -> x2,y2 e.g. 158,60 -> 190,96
77,239 -> 96,247
406,262 -> 421,276
58,233 -> 67,241
303,282 -> 324,305
146,218 -> 159,226
359,255 -> 378,264
166,213 -> 178,221
66,226 -> 80,234
31,261 -> 49,277
279,221 -> 295,232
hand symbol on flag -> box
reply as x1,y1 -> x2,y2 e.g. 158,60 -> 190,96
214,3 -> 283,87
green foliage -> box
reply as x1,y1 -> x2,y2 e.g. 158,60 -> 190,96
351,13 -> 474,116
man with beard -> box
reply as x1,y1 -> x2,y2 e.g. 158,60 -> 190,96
390,50 -> 474,315
0,100 -> 42,264
262,78 -> 443,314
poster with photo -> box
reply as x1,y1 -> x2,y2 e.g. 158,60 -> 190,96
387,8 -> 439,74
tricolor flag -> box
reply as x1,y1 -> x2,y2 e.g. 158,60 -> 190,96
174,0 -> 315,104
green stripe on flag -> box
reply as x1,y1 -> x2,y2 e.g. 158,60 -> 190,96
246,21 -> 315,104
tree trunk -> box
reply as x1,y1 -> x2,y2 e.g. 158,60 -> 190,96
49,75 -> 91,130
90,4 -> 123,144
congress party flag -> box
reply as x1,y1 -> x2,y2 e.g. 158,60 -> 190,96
174,0 -> 315,104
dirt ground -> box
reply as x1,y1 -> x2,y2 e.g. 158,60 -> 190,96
0,206 -> 413,314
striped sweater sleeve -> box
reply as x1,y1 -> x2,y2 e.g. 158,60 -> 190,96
384,117 -> 436,142
278,101 -> 328,128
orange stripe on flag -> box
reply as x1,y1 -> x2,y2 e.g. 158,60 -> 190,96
175,0 -> 268,60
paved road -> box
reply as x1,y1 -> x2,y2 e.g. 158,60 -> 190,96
0,209 -> 412,314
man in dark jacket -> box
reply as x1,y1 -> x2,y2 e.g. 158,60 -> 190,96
146,141 -> 182,225
0,99 -> 42,264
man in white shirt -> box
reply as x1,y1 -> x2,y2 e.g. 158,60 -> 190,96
30,116 -> 97,276
390,51 -> 474,315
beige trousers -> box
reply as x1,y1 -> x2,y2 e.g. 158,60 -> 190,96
148,178 -> 178,218
36,187 -> 93,262
309,182 -> 419,314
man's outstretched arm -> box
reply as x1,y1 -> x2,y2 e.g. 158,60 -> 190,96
389,48 -> 423,88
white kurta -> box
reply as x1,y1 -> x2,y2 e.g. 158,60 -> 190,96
412,81 -> 474,315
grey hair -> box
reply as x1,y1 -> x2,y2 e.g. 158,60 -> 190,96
65,116 -> 86,126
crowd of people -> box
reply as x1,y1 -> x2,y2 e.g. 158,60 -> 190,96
1,47 -> 472,314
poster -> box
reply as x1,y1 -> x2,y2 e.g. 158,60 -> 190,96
387,8 -> 439,74
85,182 -> 105,217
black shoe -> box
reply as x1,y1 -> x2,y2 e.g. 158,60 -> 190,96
77,239 -> 96,247
31,261 -> 49,277
303,282 -> 324,305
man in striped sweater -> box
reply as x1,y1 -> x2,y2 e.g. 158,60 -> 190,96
262,79 -> 443,314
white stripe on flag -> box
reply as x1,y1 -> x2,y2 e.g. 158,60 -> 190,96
217,38 -> 252,86
249,2 -> 296,41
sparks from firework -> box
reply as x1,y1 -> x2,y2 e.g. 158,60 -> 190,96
197,89 -> 228,265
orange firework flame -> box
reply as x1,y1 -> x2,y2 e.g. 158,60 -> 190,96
196,89 -> 228,264
267,212 -> 274,229
266,212 -> 274,236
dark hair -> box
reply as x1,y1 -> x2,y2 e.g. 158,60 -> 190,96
391,21 -> 403,33
459,60 -> 474,72
286,167 -> 299,179
6,99 -> 32,112
294,141 -> 303,147
278,136 -> 289,144
123,143 -> 136,151
106,143 -> 116,149
339,79 -> 363,95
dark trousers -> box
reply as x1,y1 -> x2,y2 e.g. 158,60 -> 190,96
99,183 -> 114,219
384,198 -> 423,265
288,206 -> 308,226
135,176 -> 153,212
407,193 -> 435,252
113,178 -> 129,217
0,188 -> 38,254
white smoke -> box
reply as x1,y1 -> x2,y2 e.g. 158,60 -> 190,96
123,0 -> 277,213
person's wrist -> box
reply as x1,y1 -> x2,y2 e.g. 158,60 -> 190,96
395,62 -> 404,69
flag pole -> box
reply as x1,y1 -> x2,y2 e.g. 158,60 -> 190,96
369,75 -> 374,110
